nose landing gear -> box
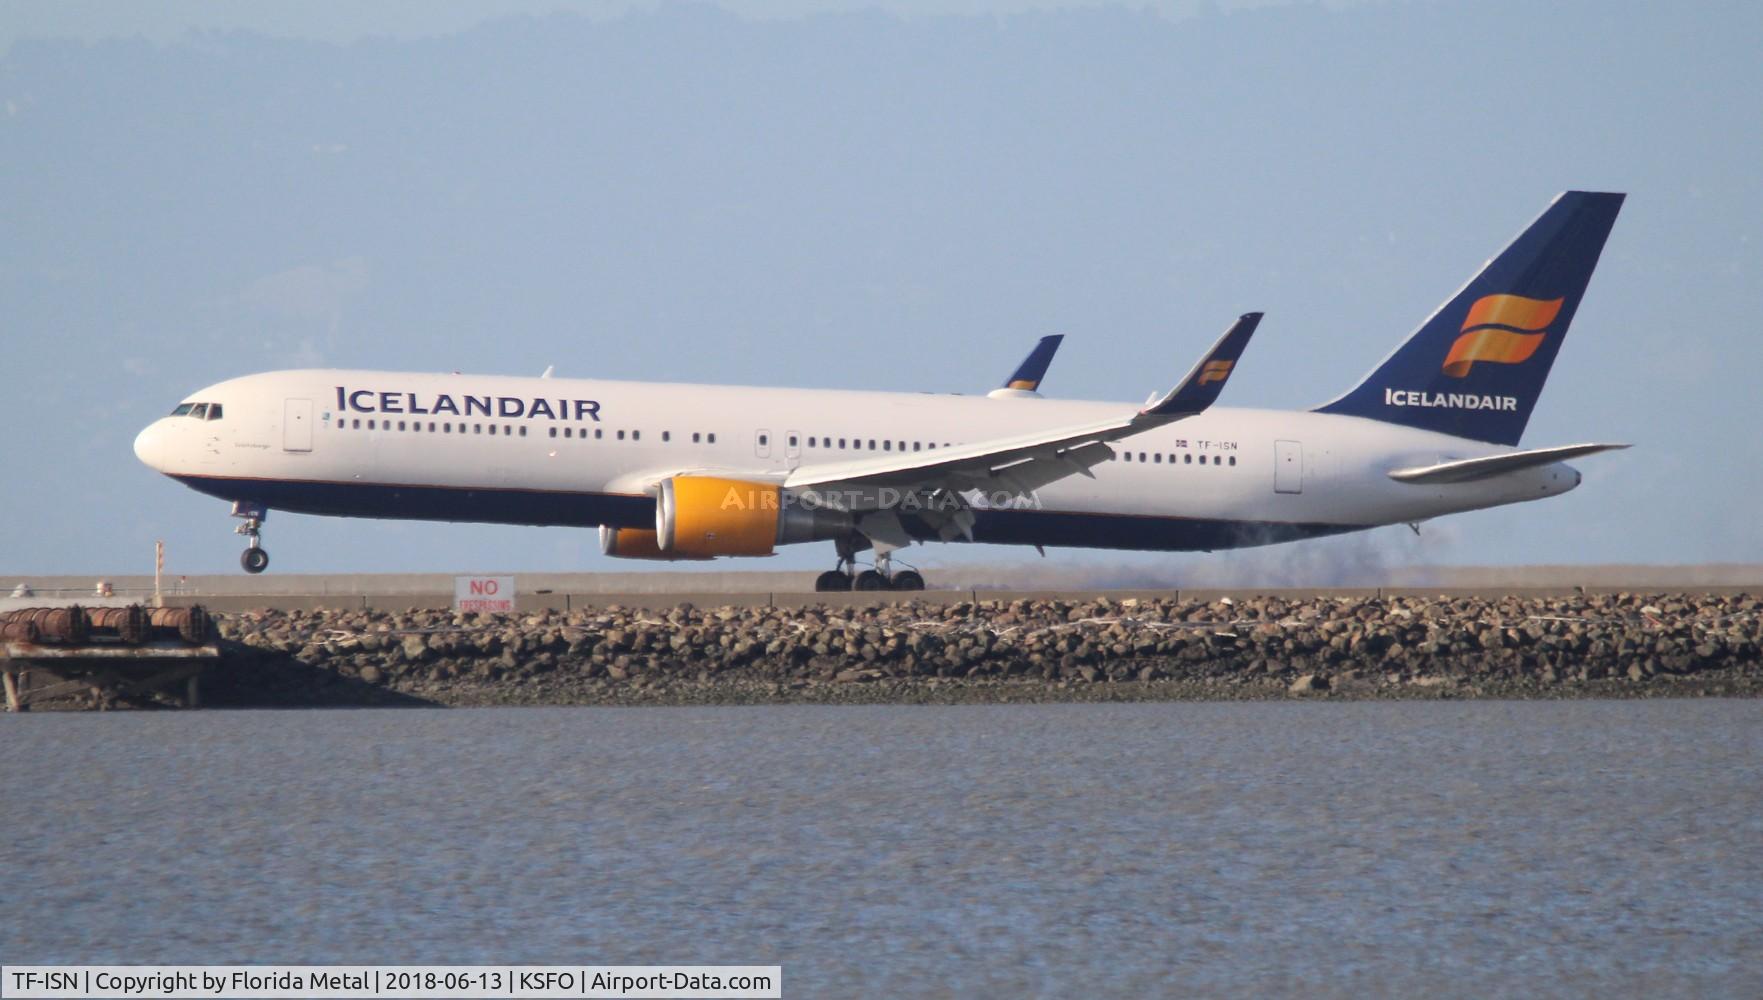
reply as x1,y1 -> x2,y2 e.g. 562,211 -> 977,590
232,501 -> 270,574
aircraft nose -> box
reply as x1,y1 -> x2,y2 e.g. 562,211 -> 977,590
133,420 -> 169,471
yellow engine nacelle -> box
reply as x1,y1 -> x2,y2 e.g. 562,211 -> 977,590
657,476 -> 784,557
599,525 -> 711,561
655,476 -> 853,558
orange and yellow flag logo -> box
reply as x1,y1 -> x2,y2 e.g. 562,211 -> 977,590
1441,294 -> 1563,377
1198,360 -> 1234,385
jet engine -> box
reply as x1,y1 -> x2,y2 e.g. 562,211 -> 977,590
599,525 -> 710,561
655,476 -> 850,558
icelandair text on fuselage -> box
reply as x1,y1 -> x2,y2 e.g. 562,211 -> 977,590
335,387 -> 602,422
1384,388 -> 1519,411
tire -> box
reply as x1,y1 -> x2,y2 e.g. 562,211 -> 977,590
815,570 -> 852,592
890,570 -> 925,591
241,548 -> 270,574
852,569 -> 889,591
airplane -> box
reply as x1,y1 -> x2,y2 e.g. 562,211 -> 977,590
134,191 -> 1628,591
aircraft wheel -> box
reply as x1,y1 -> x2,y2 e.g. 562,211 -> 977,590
852,569 -> 889,591
815,570 -> 853,592
241,548 -> 270,574
890,570 -> 925,592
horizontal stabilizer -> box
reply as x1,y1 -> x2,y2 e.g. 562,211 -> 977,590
1388,443 -> 1629,484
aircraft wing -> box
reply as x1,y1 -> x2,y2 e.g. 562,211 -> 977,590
784,314 -> 1261,524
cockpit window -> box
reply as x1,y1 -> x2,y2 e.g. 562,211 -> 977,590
189,403 -> 209,419
171,403 -> 195,416
206,404 -> 223,420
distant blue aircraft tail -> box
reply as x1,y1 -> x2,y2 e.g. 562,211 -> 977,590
1314,191 -> 1624,446
1003,334 -> 1063,392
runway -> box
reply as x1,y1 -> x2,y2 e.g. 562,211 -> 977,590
2,564 -> 1759,613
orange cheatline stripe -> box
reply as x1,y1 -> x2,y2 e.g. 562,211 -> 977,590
1442,328 -> 1546,377
1007,379 -> 1039,390
1462,294 -> 1563,333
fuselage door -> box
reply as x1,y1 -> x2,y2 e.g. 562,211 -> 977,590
1274,439 -> 1302,494
284,398 -> 314,453
785,429 -> 802,467
755,428 -> 772,459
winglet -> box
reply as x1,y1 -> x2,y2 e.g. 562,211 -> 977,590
989,334 -> 1064,398
1141,313 -> 1262,417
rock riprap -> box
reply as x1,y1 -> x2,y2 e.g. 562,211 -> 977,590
201,593 -> 1763,706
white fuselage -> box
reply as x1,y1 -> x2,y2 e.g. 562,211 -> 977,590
133,369 -> 1580,553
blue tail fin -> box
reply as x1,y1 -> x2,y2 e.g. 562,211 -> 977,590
1003,334 -> 1063,392
1314,191 -> 1624,446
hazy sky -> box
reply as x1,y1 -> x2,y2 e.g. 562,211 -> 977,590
3,0 -> 1759,579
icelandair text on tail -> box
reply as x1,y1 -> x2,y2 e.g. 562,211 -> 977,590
1,966 -> 781,999
1384,387 -> 1519,411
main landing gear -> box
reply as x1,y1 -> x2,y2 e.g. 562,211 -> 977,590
814,549 -> 926,593
232,501 -> 270,574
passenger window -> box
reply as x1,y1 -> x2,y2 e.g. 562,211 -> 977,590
839,438 -> 847,449
171,403 -> 195,416
352,419 -> 361,429
1139,452 -> 1147,462
758,433 -> 768,446
596,429 -> 604,440
662,431 -> 670,442
207,404 -> 223,420
1229,455 -> 1236,466
789,435 -> 798,447
189,403 -> 208,419
707,432 -> 715,443
399,421 -> 407,431
693,432 -> 702,443
519,426 -> 527,437
913,442 -> 921,451
868,439 -> 876,450
1154,453 -> 1162,464
1184,454 -> 1192,464
474,424 -> 482,434
883,440 -> 892,451
632,430 -> 640,441
549,427 -> 557,438
617,430 -> 626,441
